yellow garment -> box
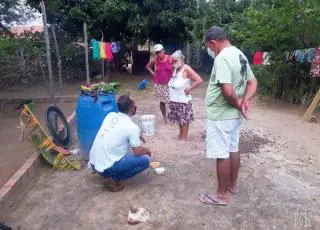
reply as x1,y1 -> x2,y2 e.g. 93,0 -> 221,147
99,42 -> 106,59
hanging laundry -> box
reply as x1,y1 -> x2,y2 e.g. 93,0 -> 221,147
311,47 -> 320,77
287,51 -> 296,62
285,51 -> 291,61
294,50 -> 306,63
99,42 -> 107,59
306,48 -> 315,64
263,52 -> 271,65
91,39 -> 100,61
105,42 -> 113,61
111,42 -> 121,53
287,48 -> 315,64
253,51 -> 263,65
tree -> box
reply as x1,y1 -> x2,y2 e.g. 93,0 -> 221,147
186,0 -> 251,45
234,0 -> 320,51
26,0 -> 196,43
1,0 -> 38,29
1,0 -> 21,26
234,0 -> 320,105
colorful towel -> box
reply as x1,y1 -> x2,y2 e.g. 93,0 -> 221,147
91,39 -> 100,61
105,42 -> 113,61
311,47 -> 320,77
99,42 -> 107,59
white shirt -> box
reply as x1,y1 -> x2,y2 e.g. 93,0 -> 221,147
89,112 -> 141,172
168,67 -> 192,103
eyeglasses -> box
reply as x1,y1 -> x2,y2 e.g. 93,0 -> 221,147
155,51 -> 161,55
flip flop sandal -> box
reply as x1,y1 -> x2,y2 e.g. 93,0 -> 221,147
198,193 -> 228,206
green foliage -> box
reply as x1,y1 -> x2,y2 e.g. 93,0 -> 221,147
0,0 -> 38,28
252,65 -> 277,96
188,0 -> 251,44
27,0 -> 195,43
1,0 -> 317,106
0,36 -> 44,57
234,0 -> 320,51
0,35 -> 46,88
186,0 -> 320,105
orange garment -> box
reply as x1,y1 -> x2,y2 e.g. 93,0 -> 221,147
105,42 -> 113,61
99,42 -> 106,59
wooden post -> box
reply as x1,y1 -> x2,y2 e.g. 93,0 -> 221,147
186,42 -> 191,65
303,89 -> 320,122
101,60 -> 105,81
51,25 -> 64,95
83,23 -> 90,84
41,1 -> 54,101
101,31 -> 105,81
38,57 -> 48,89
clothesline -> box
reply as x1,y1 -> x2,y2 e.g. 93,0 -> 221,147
287,48 -> 315,63
252,46 -> 320,78
90,39 -> 121,62
287,47 -> 320,77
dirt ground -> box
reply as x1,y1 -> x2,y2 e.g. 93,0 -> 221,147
0,98 -> 76,188
1,75 -> 320,229
0,74 -> 147,187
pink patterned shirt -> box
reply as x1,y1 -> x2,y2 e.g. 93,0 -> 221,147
154,56 -> 173,85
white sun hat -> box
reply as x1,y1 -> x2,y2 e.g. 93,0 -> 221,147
154,44 -> 164,52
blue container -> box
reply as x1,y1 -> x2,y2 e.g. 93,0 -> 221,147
137,79 -> 148,90
76,93 -> 118,160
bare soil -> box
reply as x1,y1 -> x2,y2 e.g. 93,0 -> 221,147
0,101 -> 76,188
1,75 -> 319,230
0,73 -> 145,187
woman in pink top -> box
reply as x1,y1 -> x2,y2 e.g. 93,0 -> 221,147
146,44 -> 173,123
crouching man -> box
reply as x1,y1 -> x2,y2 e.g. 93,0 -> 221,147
89,95 -> 151,192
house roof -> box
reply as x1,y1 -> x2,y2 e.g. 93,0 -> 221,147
9,25 -> 43,35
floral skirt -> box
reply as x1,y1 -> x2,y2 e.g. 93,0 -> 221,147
154,84 -> 170,104
168,101 -> 194,125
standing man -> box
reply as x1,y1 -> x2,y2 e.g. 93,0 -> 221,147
146,44 -> 173,123
89,95 -> 151,192
199,26 -> 257,206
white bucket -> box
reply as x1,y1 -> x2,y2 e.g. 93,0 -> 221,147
139,115 -> 156,136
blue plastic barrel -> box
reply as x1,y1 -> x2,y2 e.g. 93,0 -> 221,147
76,93 -> 118,160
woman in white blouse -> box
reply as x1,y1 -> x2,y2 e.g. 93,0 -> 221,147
168,50 -> 203,141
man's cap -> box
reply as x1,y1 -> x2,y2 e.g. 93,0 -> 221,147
204,26 -> 227,42
154,44 -> 164,52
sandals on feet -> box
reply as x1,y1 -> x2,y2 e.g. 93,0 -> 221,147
198,193 -> 228,206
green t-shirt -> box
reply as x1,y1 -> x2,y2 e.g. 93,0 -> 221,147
205,46 -> 254,121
